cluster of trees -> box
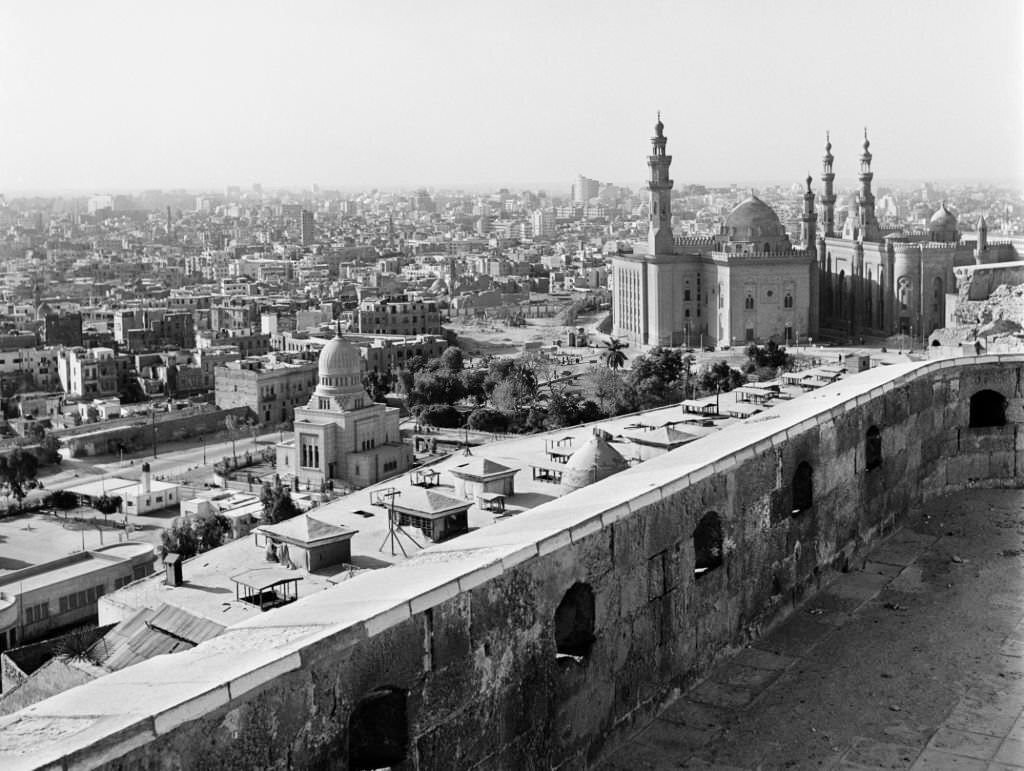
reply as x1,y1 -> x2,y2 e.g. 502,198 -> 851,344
367,338 -> 796,438
161,511 -> 232,560
260,480 -> 300,524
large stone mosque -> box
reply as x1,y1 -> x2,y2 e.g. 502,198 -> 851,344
612,117 -> 1020,349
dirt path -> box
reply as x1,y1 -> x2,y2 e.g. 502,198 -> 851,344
602,488 -> 1024,769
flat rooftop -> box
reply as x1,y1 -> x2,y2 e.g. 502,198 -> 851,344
0,542 -> 154,596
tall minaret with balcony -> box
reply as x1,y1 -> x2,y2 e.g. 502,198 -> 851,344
820,132 -> 836,237
800,174 -> 817,249
647,113 -> 675,255
856,128 -> 881,241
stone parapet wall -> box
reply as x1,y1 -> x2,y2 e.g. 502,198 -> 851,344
1,357 -> 1022,770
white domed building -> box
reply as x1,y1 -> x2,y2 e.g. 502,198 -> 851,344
277,334 -> 412,490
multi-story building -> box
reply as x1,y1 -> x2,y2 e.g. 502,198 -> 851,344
114,309 -> 195,353
300,209 -> 315,246
573,175 -> 600,205
197,329 -> 270,358
532,208 -> 556,238
56,346 -> 133,398
214,355 -> 318,425
0,347 -> 62,393
355,295 -> 442,336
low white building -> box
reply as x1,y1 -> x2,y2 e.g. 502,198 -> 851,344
64,464 -> 180,516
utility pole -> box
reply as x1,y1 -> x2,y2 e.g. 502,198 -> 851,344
151,406 -> 158,458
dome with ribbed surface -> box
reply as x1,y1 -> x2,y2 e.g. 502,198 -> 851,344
314,335 -> 364,399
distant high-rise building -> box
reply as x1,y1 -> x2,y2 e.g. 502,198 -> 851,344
300,209 -> 315,246
532,208 -> 556,238
573,175 -> 600,205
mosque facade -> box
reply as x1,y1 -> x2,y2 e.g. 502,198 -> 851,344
612,119 -> 1019,349
276,333 -> 412,490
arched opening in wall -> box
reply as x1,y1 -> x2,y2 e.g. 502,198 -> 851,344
865,426 -> 882,471
970,389 -> 1007,428
792,461 -> 813,514
555,582 -> 595,660
931,339 -> 941,347
693,511 -> 724,580
348,687 -> 408,771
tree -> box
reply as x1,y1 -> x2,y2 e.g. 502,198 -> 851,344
46,489 -> 78,518
35,434 -> 62,466
0,449 -> 38,508
461,368 -> 488,406
601,337 -> 629,370
409,369 -> 465,407
93,494 -> 122,521
466,407 -> 509,434
627,347 -> 691,409
417,404 -> 462,428
260,483 -> 300,525
439,346 -> 464,373
194,512 -> 232,552
161,516 -> 199,560
698,360 -> 746,394
363,370 -> 392,403
581,366 -> 634,416
746,340 -> 792,372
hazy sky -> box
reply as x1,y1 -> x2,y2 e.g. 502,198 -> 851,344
2,0 -> 1022,193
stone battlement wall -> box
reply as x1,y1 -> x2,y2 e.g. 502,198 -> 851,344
1,357 -> 1022,770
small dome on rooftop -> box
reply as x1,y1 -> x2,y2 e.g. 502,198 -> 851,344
559,429 -> 629,496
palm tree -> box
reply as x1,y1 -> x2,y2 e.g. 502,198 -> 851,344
602,338 -> 628,370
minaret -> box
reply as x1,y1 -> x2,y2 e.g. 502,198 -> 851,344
975,215 -> 988,264
856,128 -> 880,241
820,132 -> 836,237
800,174 -> 817,249
647,112 -> 675,255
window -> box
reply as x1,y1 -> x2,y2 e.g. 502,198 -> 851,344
693,512 -> 724,579
554,582 -> 595,659
792,462 -> 813,514
784,293 -> 793,309
684,289 -> 691,301
865,426 -> 882,470
969,389 -> 1006,428
348,688 -> 408,771
744,294 -> 755,310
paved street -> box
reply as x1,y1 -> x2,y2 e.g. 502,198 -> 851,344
603,488 -> 1024,770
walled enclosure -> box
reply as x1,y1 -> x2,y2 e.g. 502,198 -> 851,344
1,356 -> 1021,771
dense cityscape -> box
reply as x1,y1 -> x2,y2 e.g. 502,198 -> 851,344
1,0 -> 1023,768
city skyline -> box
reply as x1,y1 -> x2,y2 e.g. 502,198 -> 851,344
2,0 -> 1022,192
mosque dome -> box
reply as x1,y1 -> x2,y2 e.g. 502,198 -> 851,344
723,195 -> 787,241
559,429 -> 629,496
928,203 -> 959,242
314,334 -> 365,399
318,335 -> 361,378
